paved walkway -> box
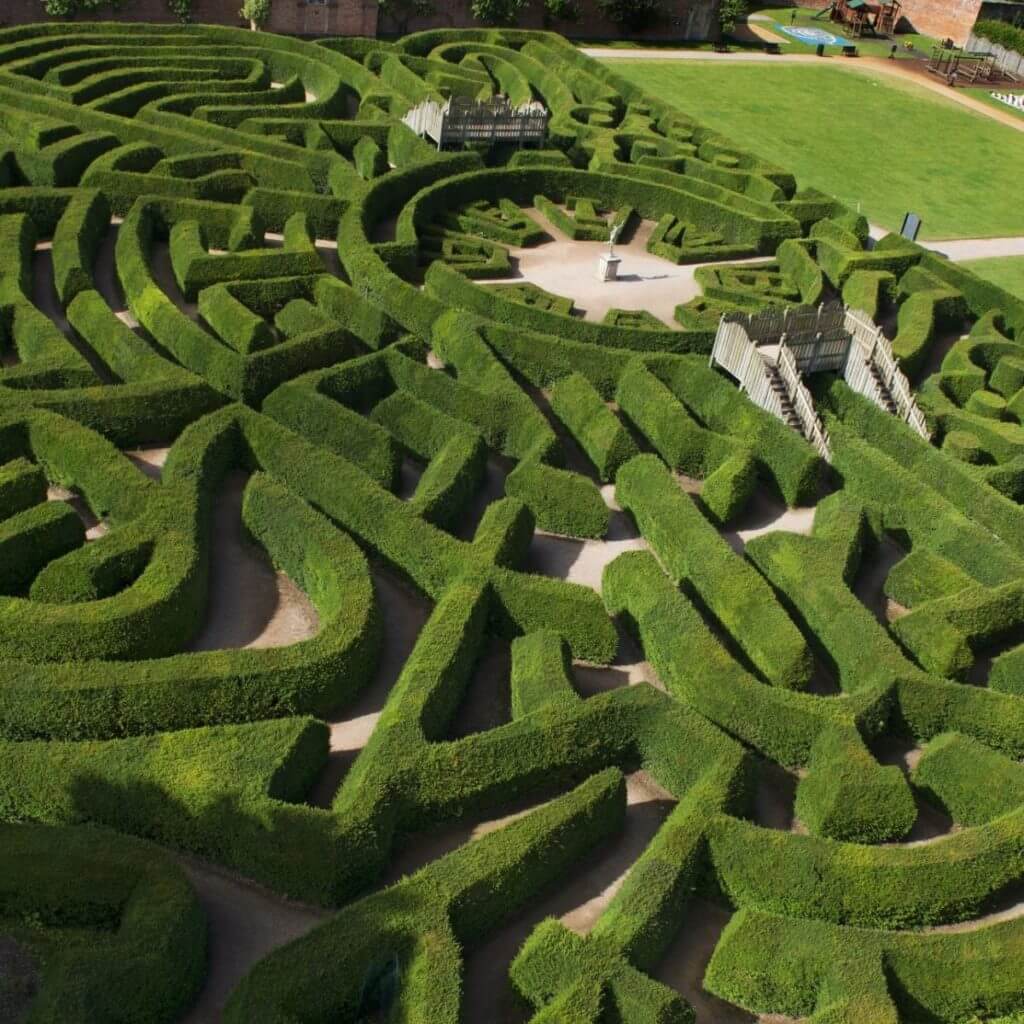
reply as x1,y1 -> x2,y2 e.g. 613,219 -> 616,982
870,222 -> 1024,260
930,236 -> 1024,261
583,48 -> 1024,134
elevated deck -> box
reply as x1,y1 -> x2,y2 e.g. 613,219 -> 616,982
710,303 -> 930,460
402,96 -> 549,150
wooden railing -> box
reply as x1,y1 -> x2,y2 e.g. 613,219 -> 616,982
844,309 -> 931,439
713,305 -> 929,454
402,97 -> 548,149
724,303 -> 852,374
710,318 -> 762,388
711,316 -> 832,461
777,343 -> 832,462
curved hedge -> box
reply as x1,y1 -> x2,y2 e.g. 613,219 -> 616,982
1,20 -> 1023,1024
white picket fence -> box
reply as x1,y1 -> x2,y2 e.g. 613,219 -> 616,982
843,309 -> 931,439
966,32 -> 1024,79
711,303 -> 931,457
402,97 -> 548,149
777,343 -> 832,462
711,317 -> 832,461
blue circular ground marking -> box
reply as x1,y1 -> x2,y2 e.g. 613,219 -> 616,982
775,24 -> 851,46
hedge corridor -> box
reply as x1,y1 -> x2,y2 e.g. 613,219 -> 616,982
1,18 -> 1024,1024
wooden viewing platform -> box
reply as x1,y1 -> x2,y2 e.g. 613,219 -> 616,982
710,303 -> 930,460
402,96 -> 549,150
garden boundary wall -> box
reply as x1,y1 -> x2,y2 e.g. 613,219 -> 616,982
967,29 -> 1024,74
0,0 -> 379,35
0,0 -> 721,41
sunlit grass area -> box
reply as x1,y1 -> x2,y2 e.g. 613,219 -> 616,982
612,60 -> 1024,239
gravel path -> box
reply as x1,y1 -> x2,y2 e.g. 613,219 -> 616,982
488,208 -> 771,329
930,236 -> 1024,260
458,771 -> 675,1023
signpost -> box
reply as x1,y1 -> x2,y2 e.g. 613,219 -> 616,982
900,212 -> 922,242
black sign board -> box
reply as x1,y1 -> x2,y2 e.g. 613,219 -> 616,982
900,212 -> 922,242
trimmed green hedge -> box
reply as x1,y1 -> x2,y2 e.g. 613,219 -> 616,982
505,460 -> 609,539
616,455 -> 812,690
0,823 -> 205,1023
549,371 -> 638,482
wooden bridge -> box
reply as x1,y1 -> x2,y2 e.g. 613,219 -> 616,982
710,303 -> 930,461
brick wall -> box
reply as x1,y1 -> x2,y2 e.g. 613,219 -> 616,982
380,0 -> 721,42
793,0 -> 984,45
0,0 -> 378,35
897,0 -> 983,45
2,0 -> 718,40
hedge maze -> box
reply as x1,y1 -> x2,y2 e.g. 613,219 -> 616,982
4,19 -> 1024,1024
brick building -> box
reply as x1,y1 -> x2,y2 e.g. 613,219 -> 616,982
898,0 -> 986,45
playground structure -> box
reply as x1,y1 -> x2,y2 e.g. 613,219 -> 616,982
927,45 -> 1021,85
818,0 -> 903,38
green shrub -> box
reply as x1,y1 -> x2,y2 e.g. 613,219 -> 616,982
616,455 -> 812,690
912,731 -> 1024,825
842,269 -> 895,320
505,460 -> 609,539
0,823 -> 205,1023
549,372 -> 638,482
975,20 -> 1024,59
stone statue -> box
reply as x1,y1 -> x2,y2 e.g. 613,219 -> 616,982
608,220 -> 622,258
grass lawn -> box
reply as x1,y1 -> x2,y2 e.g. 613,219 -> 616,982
960,256 -> 1024,298
611,61 -> 1024,240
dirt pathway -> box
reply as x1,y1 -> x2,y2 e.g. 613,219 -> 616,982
851,533 -> 908,625
307,566 -> 431,809
123,446 -> 170,482
188,471 -> 319,652
46,485 -> 108,541
930,236 -> 1024,259
458,770 -> 675,1023
491,213 -> 769,329
719,488 -> 816,556
176,853 -> 330,1024
31,244 -> 116,382
654,897 -> 758,1023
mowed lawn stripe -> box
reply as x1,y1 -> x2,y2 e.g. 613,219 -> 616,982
961,255 -> 1024,298
611,60 -> 1024,241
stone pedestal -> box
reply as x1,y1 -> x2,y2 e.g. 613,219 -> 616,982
597,254 -> 621,282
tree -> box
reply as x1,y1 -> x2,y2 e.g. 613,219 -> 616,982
544,0 -> 579,22
165,0 -> 192,23
44,0 -> 123,18
471,0 -> 528,25
376,0 -> 435,35
595,0 -> 662,32
718,0 -> 747,38
240,0 -> 271,29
